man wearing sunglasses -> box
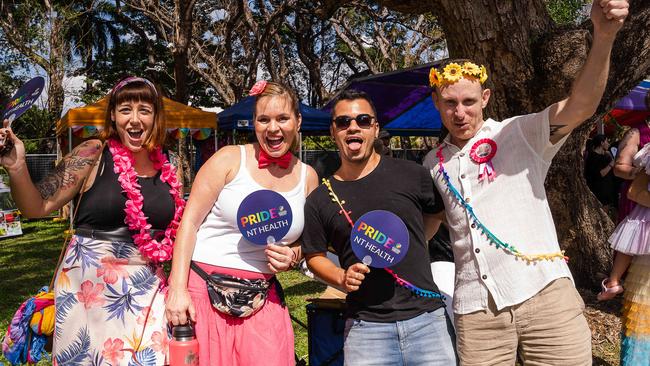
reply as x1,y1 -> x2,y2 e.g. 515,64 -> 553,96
422,1 -> 628,365
301,90 -> 457,365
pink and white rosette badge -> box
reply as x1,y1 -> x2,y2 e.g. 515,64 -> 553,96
469,138 -> 497,182
249,80 -> 268,96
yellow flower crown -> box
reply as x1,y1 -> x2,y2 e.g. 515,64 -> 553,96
429,62 -> 488,88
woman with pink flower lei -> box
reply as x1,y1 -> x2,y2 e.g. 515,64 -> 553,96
166,81 -> 318,366
0,77 -> 184,365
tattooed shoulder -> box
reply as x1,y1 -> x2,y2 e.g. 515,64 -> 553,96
619,128 -> 640,147
74,140 -> 102,158
35,142 -> 99,200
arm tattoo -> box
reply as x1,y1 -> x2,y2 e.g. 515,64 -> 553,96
550,124 -> 567,136
35,142 -> 100,199
619,128 -> 639,148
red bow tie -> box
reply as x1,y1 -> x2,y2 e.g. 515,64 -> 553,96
258,149 -> 292,169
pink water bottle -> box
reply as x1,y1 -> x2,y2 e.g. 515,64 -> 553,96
169,325 -> 199,366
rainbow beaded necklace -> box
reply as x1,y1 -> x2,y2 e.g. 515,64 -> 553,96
323,178 -> 444,299
435,145 -> 567,263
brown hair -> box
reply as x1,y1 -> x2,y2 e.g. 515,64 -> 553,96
101,77 -> 166,150
252,81 -> 301,151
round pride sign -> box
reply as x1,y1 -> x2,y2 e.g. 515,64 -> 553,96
237,190 -> 293,245
2,77 -> 45,124
350,210 -> 409,268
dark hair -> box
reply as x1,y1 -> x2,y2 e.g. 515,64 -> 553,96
589,134 -> 608,151
101,77 -> 166,150
329,89 -> 378,121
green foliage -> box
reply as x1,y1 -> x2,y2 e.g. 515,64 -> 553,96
0,59 -> 28,104
277,270 -> 327,361
303,136 -> 337,151
83,28 -> 215,106
11,108 -> 57,153
545,0 -> 590,25
0,69 -> 55,153
331,4 -> 443,73
0,220 -> 68,366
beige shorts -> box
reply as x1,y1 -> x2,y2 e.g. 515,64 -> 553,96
455,278 -> 592,366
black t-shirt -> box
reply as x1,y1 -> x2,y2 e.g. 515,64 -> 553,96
584,151 -> 617,206
75,147 -> 175,230
302,157 -> 445,322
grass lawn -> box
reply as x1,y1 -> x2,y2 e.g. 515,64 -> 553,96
0,219 -> 68,365
0,220 -> 621,365
0,219 -> 325,366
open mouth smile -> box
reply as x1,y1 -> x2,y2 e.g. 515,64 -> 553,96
127,128 -> 143,140
266,136 -> 284,150
345,136 -> 364,151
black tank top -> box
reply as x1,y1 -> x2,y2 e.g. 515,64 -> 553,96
74,146 -> 176,230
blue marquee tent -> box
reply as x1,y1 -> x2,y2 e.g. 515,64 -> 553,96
324,61 -> 443,136
218,96 -> 331,135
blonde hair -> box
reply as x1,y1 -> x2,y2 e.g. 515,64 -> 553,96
253,81 -> 301,151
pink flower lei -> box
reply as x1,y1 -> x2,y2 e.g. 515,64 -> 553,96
108,138 -> 185,263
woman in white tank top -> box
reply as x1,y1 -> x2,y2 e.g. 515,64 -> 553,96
165,81 -> 318,366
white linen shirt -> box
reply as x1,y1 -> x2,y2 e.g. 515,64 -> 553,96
423,107 -> 573,315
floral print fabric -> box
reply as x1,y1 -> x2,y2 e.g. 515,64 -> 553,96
53,235 -> 169,366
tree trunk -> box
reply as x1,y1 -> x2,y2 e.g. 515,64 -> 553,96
47,12 -> 67,124
374,0 -> 650,289
172,0 -> 194,103
295,13 -> 326,106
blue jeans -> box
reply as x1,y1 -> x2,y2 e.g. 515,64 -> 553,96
343,307 -> 458,366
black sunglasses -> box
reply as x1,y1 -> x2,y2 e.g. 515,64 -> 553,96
332,114 -> 376,129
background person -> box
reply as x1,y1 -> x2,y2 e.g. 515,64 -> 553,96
606,117 -> 650,300
599,144 -> 650,301
614,118 -> 650,220
616,155 -> 650,365
373,129 -> 392,157
585,134 -> 618,208
165,81 -> 318,366
0,76 -> 182,365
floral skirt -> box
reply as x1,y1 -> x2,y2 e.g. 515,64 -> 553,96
621,255 -> 650,366
52,235 -> 169,366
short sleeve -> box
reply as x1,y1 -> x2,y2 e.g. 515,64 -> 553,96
300,191 -> 330,255
512,107 -> 569,163
419,165 -> 444,214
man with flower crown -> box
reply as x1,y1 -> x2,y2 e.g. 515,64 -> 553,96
422,1 -> 629,364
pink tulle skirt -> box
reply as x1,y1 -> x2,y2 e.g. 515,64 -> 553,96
609,205 -> 650,255
187,261 -> 295,366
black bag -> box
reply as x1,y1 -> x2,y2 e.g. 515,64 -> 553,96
307,303 -> 345,366
190,262 -> 274,318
